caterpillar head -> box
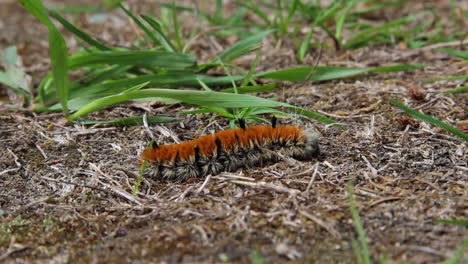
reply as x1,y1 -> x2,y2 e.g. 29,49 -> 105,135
293,127 -> 320,161
303,130 -> 320,158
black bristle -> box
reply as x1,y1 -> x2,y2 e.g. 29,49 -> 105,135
194,145 -> 201,163
215,138 -> 223,153
238,118 -> 246,130
149,140 -> 158,149
271,116 -> 277,128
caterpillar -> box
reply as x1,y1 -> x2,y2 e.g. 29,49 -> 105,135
140,119 -> 320,181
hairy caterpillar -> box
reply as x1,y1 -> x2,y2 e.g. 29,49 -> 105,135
140,119 -> 319,181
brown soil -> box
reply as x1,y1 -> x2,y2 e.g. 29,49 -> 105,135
0,0 -> 466,263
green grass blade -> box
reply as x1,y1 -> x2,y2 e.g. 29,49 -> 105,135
159,3 -> 195,13
180,108 -> 236,119
79,115 -> 178,126
279,0 -> 299,34
297,2 -> 337,61
237,1 -> 271,26
351,239 -> 364,264
191,107 -> 236,118
241,107 -> 288,117
439,236 -> 468,264
443,86 -> 467,95
69,89 -> 285,120
0,46 -> 30,100
424,75 -> 467,82
250,250 -> 267,264
102,0 -> 124,9
79,65 -> 132,86
225,9 -> 249,28
48,29 -> 69,115
257,64 -> 423,82
297,23 -> 317,62
134,157 -> 148,196
68,88 -> 339,126
68,50 -> 196,70
0,70 -> 30,99
221,83 -> 277,94
214,0 -> 223,23
140,14 -> 176,52
344,13 -> 423,49
3,46 -> 17,65
218,59 -> 238,93
19,0 -> 69,116
257,66 -> 366,81
49,10 -> 110,50
335,0 -> 356,43
241,50 -> 261,87
348,180 -> 372,264
36,72 -> 53,104
170,2 -> 183,51
298,0 -> 341,58
121,81 -> 149,94
49,4 -> 102,13
436,219 -> 468,226
119,3 -> 161,46
205,29 -> 275,69
197,78 -> 213,91
369,64 -> 425,72
66,73 -> 244,100
286,106 -> 345,129
37,65 -> 132,105
438,48 -> 468,59
390,99 -> 468,141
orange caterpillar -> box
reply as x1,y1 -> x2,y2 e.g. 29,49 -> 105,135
141,120 -> 319,181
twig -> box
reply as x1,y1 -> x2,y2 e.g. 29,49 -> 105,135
114,167 -> 140,179
175,186 -> 194,202
35,143 -> 48,159
304,44 -> 323,81
196,174 -> 212,195
99,182 -> 144,205
0,236 -> 30,261
366,197 -> 402,209
333,100 -> 382,116
305,163 -> 320,193
0,168 -> 19,176
7,149 -> 21,167
354,187 -> 381,198
72,127 -> 116,136
405,245 -> 450,258
263,148 -> 300,165
232,181 -> 300,195
361,155 -> 378,177
419,39 -> 467,51
192,225 -> 210,245
216,172 -> 255,181
89,164 -> 144,205
42,176 -> 107,192
12,192 -> 57,216
142,113 -> 155,141
300,211 -> 341,239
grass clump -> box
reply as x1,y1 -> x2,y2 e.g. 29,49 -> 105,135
2,0 -> 426,128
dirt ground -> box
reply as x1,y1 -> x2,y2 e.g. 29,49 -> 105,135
0,0 -> 467,263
